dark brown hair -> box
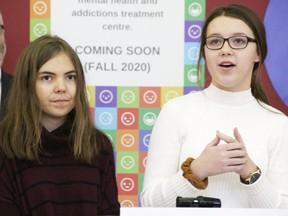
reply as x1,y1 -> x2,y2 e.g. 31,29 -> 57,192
198,4 -> 269,104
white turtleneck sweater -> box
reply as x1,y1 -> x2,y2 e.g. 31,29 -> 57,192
141,84 -> 288,208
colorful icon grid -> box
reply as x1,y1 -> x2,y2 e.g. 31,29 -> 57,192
30,0 -> 206,207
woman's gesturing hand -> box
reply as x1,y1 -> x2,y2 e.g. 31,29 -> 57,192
190,128 -> 256,180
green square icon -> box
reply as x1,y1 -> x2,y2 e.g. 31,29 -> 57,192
117,87 -> 139,108
139,108 -> 160,130
184,64 -> 205,87
30,19 -> 50,41
185,0 -> 206,21
117,151 -> 139,173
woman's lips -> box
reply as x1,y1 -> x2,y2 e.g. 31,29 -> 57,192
219,61 -> 235,68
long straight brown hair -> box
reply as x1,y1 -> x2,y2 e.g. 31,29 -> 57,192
0,35 -> 102,163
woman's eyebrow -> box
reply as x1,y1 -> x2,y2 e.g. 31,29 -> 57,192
207,32 -> 249,37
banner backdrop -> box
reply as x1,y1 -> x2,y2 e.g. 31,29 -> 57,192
29,0 -> 287,207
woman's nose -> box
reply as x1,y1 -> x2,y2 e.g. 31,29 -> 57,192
55,79 -> 66,93
220,41 -> 233,55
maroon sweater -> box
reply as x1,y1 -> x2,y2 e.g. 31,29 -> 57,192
0,122 -> 120,216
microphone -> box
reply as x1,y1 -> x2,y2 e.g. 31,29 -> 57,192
176,196 -> 221,208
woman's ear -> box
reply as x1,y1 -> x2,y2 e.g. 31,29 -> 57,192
254,54 -> 260,63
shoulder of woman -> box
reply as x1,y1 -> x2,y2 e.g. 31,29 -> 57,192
258,101 -> 288,119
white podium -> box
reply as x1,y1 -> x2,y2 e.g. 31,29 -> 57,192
120,207 -> 288,216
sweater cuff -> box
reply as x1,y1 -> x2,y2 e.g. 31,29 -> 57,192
241,175 -> 281,207
171,171 -> 202,196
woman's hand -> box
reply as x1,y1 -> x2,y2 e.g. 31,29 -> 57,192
228,128 -> 257,179
190,128 -> 256,180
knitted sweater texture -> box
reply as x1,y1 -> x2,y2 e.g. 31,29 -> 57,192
141,84 -> 288,208
0,122 -> 120,215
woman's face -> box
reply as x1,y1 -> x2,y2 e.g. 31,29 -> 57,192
36,52 -> 77,130
204,16 -> 260,92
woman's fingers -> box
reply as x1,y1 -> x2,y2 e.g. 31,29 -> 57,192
207,134 -> 221,147
234,127 -> 244,143
216,131 -> 235,143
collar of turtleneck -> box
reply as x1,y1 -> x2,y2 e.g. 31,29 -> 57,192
203,84 -> 256,107
41,119 -> 74,155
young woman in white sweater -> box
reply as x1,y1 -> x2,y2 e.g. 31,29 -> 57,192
141,4 -> 288,208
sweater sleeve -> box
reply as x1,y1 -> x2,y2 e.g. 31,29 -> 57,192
0,153 -> 21,216
97,134 -> 120,215
140,101 -> 200,207
241,117 -> 288,208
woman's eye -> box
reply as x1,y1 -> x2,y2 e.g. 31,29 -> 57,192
209,39 -> 222,45
233,38 -> 245,44
67,75 -> 76,80
42,75 -> 51,81
212,39 -> 221,44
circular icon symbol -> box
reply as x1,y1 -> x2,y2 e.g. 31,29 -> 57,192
187,68 -> 199,83
188,3 -> 202,17
121,112 -> 135,126
33,1 -> 47,15
165,91 -> 179,101
99,112 -> 113,126
143,134 -> 151,147
143,90 -> 157,104
120,134 -> 135,148
121,90 -> 135,104
120,177 -> 135,192
188,24 -> 202,39
143,112 -> 157,126
188,46 -> 200,61
120,155 -> 135,170
142,156 -> 147,168
121,200 -> 134,207
33,23 -> 48,37
99,90 -> 114,104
